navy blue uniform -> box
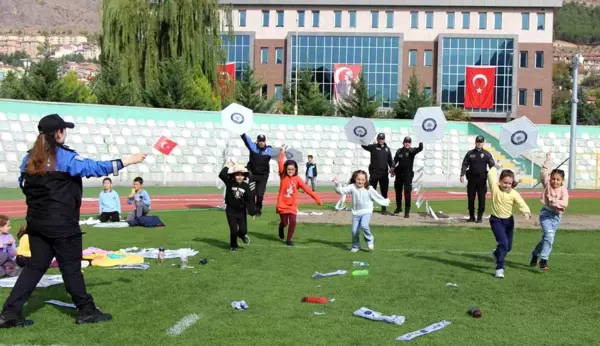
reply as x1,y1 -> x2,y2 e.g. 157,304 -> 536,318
461,148 -> 495,220
362,143 -> 393,211
393,143 -> 423,214
241,134 -> 272,213
3,146 -> 123,317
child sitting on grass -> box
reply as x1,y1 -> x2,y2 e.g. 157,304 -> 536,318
127,177 -> 151,221
487,166 -> 531,279
98,177 -> 121,222
332,170 -> 390,252
0,215 -> 17,262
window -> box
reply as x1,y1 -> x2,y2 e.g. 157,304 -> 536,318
534,89 -> 542,107
520,51 -> 528,68
518,89 -> 527,106
334,11 -> 342,28
424,87 -> 432,100
371,11 -> 379,28
537,12 -> 545,30
260,48 -> 268,64
386,11 -> 394,28
425,12 -> 433,29
521,12 -> 530,30
312,11 -> 320,27
410,11 -> 418,28
447,12 -> 455,29
221,34 -> 252,80
274,85 -> 283,100
462,12 -> 470,29
261,85 -> 268,98
535,51 -> 544,68
297,10 -> 305,27
478,12 -> 487,29
275,48 -> 283,64
262,10 -> 269,27
239,10 -> 246,27
424,50 -> 432,67
349,11 -> 357,28
494,12 -> 502,30
276,10 -> 284,27
408,50 -> 417,66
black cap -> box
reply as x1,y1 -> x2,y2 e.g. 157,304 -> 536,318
38,114 -> 74,134
403,136 -> 412,143
257,134 -> 266,142
377,133 -> 385,140
475,135 -> 485,143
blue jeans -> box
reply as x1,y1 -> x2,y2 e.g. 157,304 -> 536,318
490,215 -> 515,270
351,213 -> 374,249
533,207 -> 562,260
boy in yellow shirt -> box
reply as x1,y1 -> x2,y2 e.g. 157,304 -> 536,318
487,167 -> 531,279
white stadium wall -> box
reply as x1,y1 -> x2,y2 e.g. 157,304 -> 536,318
1,99 -> 600,189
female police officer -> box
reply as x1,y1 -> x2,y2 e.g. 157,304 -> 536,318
0,114 -> 146,328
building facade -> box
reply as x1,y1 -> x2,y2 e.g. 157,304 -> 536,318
218,0 -> 562,123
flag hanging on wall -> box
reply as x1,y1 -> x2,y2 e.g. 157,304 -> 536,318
464,66 -> 496,109
333,64 -> 361,103
217,62 -> 236,99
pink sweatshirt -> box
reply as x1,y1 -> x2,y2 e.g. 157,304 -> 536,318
540,161 -> 569,214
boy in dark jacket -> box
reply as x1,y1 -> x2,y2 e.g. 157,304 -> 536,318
219,161 -> 257,252
305,155 -> 318,191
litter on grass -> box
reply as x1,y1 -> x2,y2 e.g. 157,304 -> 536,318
446,282 -> 458,287
312,270 -> 347,278
313,312 -> 326,316
231,301 -> 249,310
396,320 -> 451,342
353,307 -> 405,325
105,263 -> 150,270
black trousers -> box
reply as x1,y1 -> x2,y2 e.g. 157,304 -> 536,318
250,174 -> 268,212
98,211 -> 120,222
226,212 -> 248,248
2,232 -> 95,317
394,172 -> 413,212
467,175 -> 487,218
369,171 -> 389,210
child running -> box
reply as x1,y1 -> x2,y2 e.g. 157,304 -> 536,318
332,170 -> 390,252
277,145 -> 322,246
218,161 -> 256,252
487,166 -> 531,279
530,152 -> 569,270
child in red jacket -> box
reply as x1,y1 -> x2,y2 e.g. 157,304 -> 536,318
277,145 -> 322,246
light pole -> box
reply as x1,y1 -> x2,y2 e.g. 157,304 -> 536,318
294,18 -> 299,115
568,54 -> 584,190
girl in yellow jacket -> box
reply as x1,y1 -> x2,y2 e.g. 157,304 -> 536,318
15,224 -> 31,268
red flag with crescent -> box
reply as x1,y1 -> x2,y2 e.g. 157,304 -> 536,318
464,66 -> 496,109
217,62 -> 236,99
333,64 -> 361,103
154,136 -> 178,156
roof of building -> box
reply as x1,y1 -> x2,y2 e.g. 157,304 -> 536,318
219,0 -> 562,7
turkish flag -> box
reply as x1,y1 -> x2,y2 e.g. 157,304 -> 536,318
464,66 -> 496,109
217,62 -> 236,99
153,136 -> 178,156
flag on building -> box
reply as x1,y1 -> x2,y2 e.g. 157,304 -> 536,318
333,64 -> 361,103
464,66 -> 496,109
217,62 -> 236,99
153,136 -> 178,156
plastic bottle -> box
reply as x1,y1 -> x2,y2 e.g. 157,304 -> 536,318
302,296 -> 328,304
157,248 -> 165,265
352,270 -> 369,276
470,307 -> 482,318
352,261 -> 369,267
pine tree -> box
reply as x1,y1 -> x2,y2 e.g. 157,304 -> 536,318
92,60 -> 139,106
51,71 -> 97,104
393,69 -> 432,119
336,71 -> 379,118
234,68 -> 275,113
281,69 -> 333,116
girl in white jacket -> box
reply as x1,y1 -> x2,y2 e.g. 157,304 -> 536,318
333,170 -> 391,252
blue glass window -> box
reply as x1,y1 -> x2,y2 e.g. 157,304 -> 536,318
298,11 -> 305,27
220,35 -> 251,80
275,85 -> 283,100
312,11 -> 320,27
520,51 -> 528,68
519,89 -> 527,106
262,10 -> 269,27
276,48 -> 283,64
447,12 -> 455,29
410,11 -> 418,28
478,12 -> 487,29
276,10 -> 284,27
424,87 -> 432,100
261,48 -> 268,64
462,12 -> 470,29
426,12 -> 433,29
522,13 -> 530,30
386,11 -> 393,28
334,11 -> 342,28
349,11 -> 357,28
534,89 -> 542,106
409,50 -> 417,66
239,10 -> 246,27
424,50 -> 432,67
371,11 -> 379,28
494,12 -> 502,30
537,13 -> 545,30
535,51 -> 544,68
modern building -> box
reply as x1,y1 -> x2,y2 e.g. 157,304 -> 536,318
218,0 -> 562,124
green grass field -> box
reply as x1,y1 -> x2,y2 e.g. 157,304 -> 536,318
1,202 -> 599,345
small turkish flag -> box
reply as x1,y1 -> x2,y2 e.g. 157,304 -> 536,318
153,136 -> 178,155
464,66 -> 496,109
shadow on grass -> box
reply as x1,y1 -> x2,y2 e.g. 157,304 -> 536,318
192,237 -> 230,250
456,252 -> 540,274
407,253 -> 491,275
306,238 -> 348,250
248,231 -> 281,243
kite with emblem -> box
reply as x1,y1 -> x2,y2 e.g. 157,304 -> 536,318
412,107 -> 447,143
344,117 -> 376,145
499,116 -> 539,158
221,103 -> 254,135
271,146 -> 304,163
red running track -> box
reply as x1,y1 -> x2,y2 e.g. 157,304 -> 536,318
1,190 -> 599,218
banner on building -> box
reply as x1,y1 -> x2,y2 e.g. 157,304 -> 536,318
333,64 -> 361,103
464,66 -> 496,109
217,62 -> 236,99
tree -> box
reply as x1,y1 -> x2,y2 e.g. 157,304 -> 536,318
393,69 -> 432,119
92,60 -> 139,106
336,71 -> 379,118
100,0 -> 225,101
0,51 -> 30,67
554,3 -> 600,45
234,68 -> 275,113
21,58 -> 60,101
0,71 -> 29,100
281,69 -> 334,116
51,71 -> 97,104
553,61 -> 572,91
443,105 -> 471,121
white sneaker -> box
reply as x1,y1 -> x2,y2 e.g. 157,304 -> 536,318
350,248 -> 359,253
495,269 -> 505,278
367,243 -> 375,251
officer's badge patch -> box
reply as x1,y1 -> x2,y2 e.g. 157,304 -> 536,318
480,153 -> 484,158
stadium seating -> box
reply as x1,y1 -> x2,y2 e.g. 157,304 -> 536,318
0,99 -> 599,189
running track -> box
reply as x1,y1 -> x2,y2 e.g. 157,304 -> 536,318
1,190 -> 600,218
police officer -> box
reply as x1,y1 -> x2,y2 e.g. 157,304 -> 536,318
391,137 -> 423,218
241,133 -> 272,217
460,135 -> 495,223
0,114 -> 146,328
362,133 -> 393,214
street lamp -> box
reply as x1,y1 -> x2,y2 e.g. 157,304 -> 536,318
568,54 -> 584,190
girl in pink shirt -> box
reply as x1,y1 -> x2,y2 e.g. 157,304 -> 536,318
530,152 -> 569,270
